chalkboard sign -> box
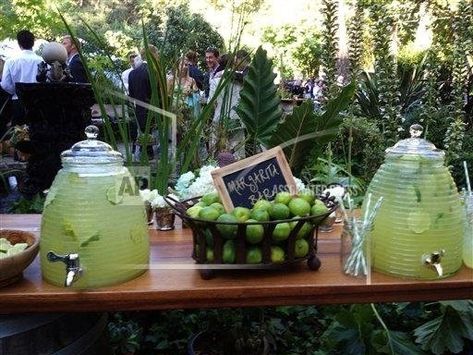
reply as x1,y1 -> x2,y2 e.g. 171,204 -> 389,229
211,146 -> 297,211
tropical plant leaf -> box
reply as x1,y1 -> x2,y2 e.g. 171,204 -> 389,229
269,82 -> 355,175
236,46 -> 282,148
383,331 -> 425,355
414,304 -> 472,354
324,305 -> 376,355
268,100 -> 316,174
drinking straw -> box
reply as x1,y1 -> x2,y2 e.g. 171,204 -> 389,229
464,161 -> 471,195
337,196 -> 350,224
363,193 -> 372,229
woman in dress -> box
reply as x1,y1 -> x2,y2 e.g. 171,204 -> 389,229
167,57 -> 200,119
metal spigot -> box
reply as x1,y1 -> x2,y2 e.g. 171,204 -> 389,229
47,251 -> 83,287
422,250 -> 445,277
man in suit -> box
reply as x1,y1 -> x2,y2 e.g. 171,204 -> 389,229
62,35 -> 88,83
1,30 -> 43,125
203,47 -> 220,101
128,45 -> 159,158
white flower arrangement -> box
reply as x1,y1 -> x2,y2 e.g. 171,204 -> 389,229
140,189 -> 179,209
293,177 -> 306,192
139,189 -> 159,204
323,185 -> 345,199
174,164 -> 218,200
151,193 -> 179,209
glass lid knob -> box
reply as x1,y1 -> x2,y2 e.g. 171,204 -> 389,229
409,124 -> 423,138
85,125 -> 99,140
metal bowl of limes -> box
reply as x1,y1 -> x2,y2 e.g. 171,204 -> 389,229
165,193 -> 338,279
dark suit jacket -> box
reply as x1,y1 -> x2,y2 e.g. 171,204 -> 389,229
128,63 -> 151,131
68,54 -> 88,83
0,86 -> 12,136
188,65 -> 204,91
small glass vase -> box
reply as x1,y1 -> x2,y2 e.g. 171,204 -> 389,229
155,207 -> 175,231
319,211 -> 336,233
341,220 -> 372,278
463,193 -> 473,269
145,202 -> 154,225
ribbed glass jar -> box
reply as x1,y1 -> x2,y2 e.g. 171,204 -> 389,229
362,125 -> 463,279
40,126 -> 149,288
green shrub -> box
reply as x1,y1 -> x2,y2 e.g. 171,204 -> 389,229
332,116 -> 385,183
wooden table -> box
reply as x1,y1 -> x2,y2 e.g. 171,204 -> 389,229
0,214 -> 471,314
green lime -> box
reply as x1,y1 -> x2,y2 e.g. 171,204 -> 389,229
201,192 -> 220,206
210,202 -> 225,215
223,240 -> 236,263
289,197 -> 311,217
408,209 -> 431,234
106,186 -> 123,205
187,205 -> 203,219
299,189 -> 316,205
194,201 -> 207,207
216,213 -> 238,239
271,246 -> 285,263
198,206 -> 220,221
272,222 -> 291,242
290,221 -> 313,239
250,209 -> 270,222
246,246 -> 262,264
269,203 -> 290,220
206,247 -> 215,262
232,206 -> 251,222
252,199 -> 272,211
311,200 -> 329,216
275,191 -> 292,205
294,239 -> 310,258
245,219 -> 264,244
204,229 -> 214,247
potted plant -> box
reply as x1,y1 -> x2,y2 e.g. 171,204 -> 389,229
150,193 -> 178,231
139,189 -> 159,224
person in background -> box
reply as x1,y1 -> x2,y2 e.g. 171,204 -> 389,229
208,53 -> 229,102
1,30 -> 42,126
203,47 -> 220,101
121,52 -> 137,94
128,45 -> 160,158
62,35 -> 88,83
0,58 -> 13,137
211,50 -> 250,159
185,50 -> 204,91
167,57 -> 199,113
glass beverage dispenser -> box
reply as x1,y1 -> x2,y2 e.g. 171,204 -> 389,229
364,124 -> 463,279
40,126 -> 149,288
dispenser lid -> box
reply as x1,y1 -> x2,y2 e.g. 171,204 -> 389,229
386,124 -> 445,159
61,125 -> 123,164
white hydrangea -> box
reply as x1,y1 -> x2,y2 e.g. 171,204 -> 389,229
175,171 -> 195,192
323,185 -> 345,199
293,177 -> 306,192
150,194 -> 166,208
139,189 -> 159,203
175,165 -> 217,200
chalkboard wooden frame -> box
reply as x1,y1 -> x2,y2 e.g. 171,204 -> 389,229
211,146 -> 298,211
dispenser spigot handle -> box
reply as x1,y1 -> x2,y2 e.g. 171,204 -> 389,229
422,250 -> 445,277
47,251 -> 83,287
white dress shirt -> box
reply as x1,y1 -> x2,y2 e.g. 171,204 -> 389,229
121,67 -> 133,94
1,50 -> 43,100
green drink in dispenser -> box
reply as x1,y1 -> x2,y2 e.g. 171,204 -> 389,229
40,125 -> 149,288
363,124 -> 463,279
